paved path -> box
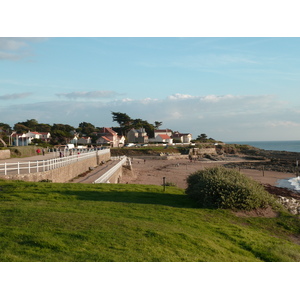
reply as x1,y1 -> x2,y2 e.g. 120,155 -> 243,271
0,151 -> 60,164
0,150 -> 125,184
0,151 -> 123,183
70,160 -> 120,184
0,151 -> 102,177
0,152 -> 60,175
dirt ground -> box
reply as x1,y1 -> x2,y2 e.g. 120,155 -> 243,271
120,157 -> 300,218
120,157 -> 296,190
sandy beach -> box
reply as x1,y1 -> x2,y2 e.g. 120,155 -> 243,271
119,157 -> 296,189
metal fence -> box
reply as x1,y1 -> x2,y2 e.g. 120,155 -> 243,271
0,149 -> 110,176
93,156 -> 128,184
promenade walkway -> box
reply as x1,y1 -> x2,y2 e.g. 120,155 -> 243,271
0,151 -> 125,184
0,149 -> 100,176
70,160 -> 120,184
0,151 -> 57,164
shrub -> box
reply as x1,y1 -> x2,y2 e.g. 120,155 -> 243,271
186,166 -> 278,210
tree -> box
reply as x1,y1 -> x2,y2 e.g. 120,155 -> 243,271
197,133 -> 208,142
36,123 -> 51,132
112,112 -> 132,127
51,123 -> 75,133
111,112 -> 132,135
50,130 -> 70,145
131,118 -> 155,138
14,123 -> 30,133
154,121 -> 163,129
0,123 -> 10,147
16,119 -> 39,131
112,111 -> 160,138
0,123 -> 11,132
77,122 -> 96,136
50,124 -> 75,145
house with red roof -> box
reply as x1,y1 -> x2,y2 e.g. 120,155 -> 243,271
154,129 -> 173,138
96,127 -> 124,147
148,129 -> 173,144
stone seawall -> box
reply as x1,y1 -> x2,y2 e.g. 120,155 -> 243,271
0,150 -> 10,160
1,151 -> 111,183
189,148 -> 217,156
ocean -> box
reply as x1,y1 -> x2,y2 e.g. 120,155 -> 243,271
226,140 -> 300,191
226,140 -> 300,153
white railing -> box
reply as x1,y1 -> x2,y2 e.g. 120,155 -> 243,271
0,149 -> 110,175
110,155 -> 127,161
93,156 -> 128,184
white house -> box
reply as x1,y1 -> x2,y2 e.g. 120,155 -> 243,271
148,129 -> 173,144
154,134 -> 173,144
11,131 -> 51,146
70,133 -> 92,145
77,136 -> 92,145
154,129 -> 173,138
172,131 -> 192,143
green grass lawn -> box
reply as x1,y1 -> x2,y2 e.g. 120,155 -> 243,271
1,179 -> 300,261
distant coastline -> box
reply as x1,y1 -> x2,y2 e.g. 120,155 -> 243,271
225,140 -> 300,153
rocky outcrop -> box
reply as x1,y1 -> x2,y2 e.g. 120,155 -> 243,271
263,184 -> 300,215
277,196 -> 300,215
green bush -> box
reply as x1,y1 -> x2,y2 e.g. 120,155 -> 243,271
186,166 -> 278,210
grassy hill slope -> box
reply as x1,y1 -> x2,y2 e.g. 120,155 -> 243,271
1,179 -> 300,262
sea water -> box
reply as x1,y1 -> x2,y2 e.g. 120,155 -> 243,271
277,176 -> 300,191
226,140 -> 300,191
226,140 -> 300,153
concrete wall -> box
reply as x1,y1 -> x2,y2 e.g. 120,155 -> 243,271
107,166 -> 123,183
1,151 -> 111,183
0,150 -> 10,160
189,148 -> 217,156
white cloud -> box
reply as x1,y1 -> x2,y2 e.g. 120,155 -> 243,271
267,121 -> 300,128
168,111 -> 182,119
0,92 -> 32,100
166,93 -> 248,104
0,38 -> 47,60
121,98 -> 134,102
56,90 -> 120,100
0,38 -> 27,51
167,93 -> 195,100
201,95 -> 220,103
0,92 -> 297,141
0,51 -> 21,60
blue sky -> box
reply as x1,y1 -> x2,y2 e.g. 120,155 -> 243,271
1,37 -> 300,141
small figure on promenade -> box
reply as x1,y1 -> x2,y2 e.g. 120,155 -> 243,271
42,148 -> 45,156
